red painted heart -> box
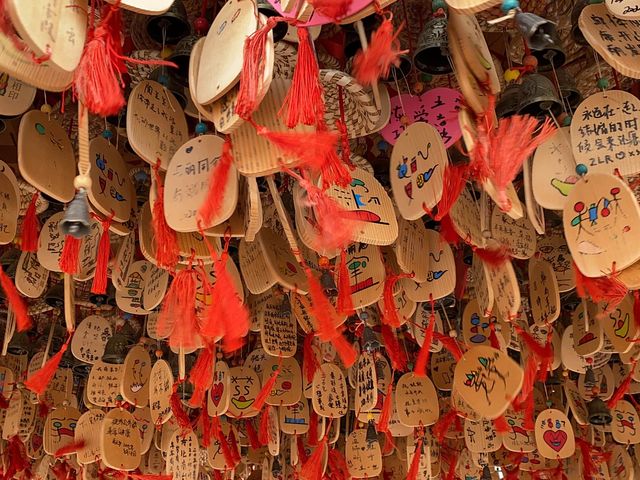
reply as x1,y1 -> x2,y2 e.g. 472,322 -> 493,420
211,382 -> 224,407
543,430 -> 567,452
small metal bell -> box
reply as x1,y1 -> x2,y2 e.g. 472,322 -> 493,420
515,11 -> 557,51
257,1 -> 288,43
381,54 -> 413,84
584,366 -> 597,389
517,73 -> 563,118
366,420 -> 378,444
495,82 -> 523,118
102,323 -> 136,364
7,331 -> 31,356
167,35 -> 199,87
145,0 -> 191,45
89,283 -> 116,308
320,270 -> 338,298
362,325 -> 381,352
481,465 -> 492,480
571,0 -> 589,46
554,68 -> 582,110
271,457 -> 282,477
413,16 -> 452,75
587,397 -> 612,426
72,361 -> 92,378
44,282 -> 65,309
531,29 -> 566,72
60,188 -> 91,239
148,67 -> 188,109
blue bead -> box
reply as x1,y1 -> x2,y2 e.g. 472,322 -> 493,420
378,140 -> 389,151
158,74 -> 169,86
134,171 -> 148,183
195,122 -> 207,135
102,129 -> 113,139
597,77 -> 609,89
575,163 -> 588,176
432,0 -> 446,10
501,0 -> 519,10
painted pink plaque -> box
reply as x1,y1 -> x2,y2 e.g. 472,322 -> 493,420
266,0 -> 373,26
381,88 -> 463,148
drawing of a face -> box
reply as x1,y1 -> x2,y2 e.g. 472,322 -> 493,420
230,373 -> 256,411
469,313 -> 490,344
570,187 -> 625,255
51,415 -> 76,440
616,411 -> 636,434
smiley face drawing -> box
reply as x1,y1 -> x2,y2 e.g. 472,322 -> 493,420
227,367 -> 260,418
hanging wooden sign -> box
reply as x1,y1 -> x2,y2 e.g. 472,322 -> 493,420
404,229 -> 456,301
312,363 -> 348,418
536,225 -> 575,292
411,302 -> 443,352
612,399 -> 640,444
262,356 -> 302,407
208,360 -> 231,417
395,372 -> 439,427
43,405 -> 81,456
15,251 -> 49,299
166,429 -> 199,480
343,242 -> 385,308
239,237 -> 278,295
0,165 -> 17,245
532,127 -> 577,210
572,301 -> 604,356
149,359 -> 174,425
115,260 -> 151,315
490,204 -> 537,259
394,217 -> 430,282
470,254 -> 493,317
464,418 -> 500,453
143,263 -> 169,311
598,293 -> 640,353
0,74 -> 36,116
561,325 -> 611,374
578,365 -> 614,401
75,409 -> 106,465
133,406 -> 153,455
564,378 -> 589,425
534,409 -> 575,459
227,366 -> 260,418
101,408 -> 141,471
279,399 -> 310,435
528,258 -> 560,326
450,187 -> 486,248
112,233 -> 135,291
346,429 -> 383,478
605,0 -> 640,19
121,345 -> 152,407
86,361 -> 124,408
500,407 -> 536,453
431,348 -> 456,391
259,227 -> 309,294
355,351 -> 378,413
2,390 -> 22,440
608,445 -> 634,480
71,315 -> 112,365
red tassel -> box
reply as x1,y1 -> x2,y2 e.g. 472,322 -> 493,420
281,27 -> 324,129
327,448 -> 350,480
573,262 -> 628,313
91,213 -> 113,295
634,291 -> 640,331
470,96 -> 556,210
488,321 -> 501,350
254,363 -> 280,412
0,266 -> 30,332
382,430 -> 395,455
258,406 -> 272,445
438,214 -> 461,246
425,164 -> 467,221
381,324 -> 406,372
377,381 -> 394,433
433,331 -> 463,361
303,332 -> 320,383
235,17 -> 281,120
516,354 -> 539,411
188,345 -> 215,408
382,270 -> 413,328
352,13 -> 406,87
54,439 -> 85,458
608,362 -> 636,409
308,0 -> 351,20
25,333 -> 73,395
151,161 -> 179,270
228,427 -> 241,464
337,119 -> 352,167
454,255 -> 468,300
300,436 -> 327,480
201,407 -> 212,448
304,266 -> 356,367
432,407 -> 460,445
0,395 -> 8,409
170,382 -> 191,429
59,235 -> 81,274
212,417 -> 237,469
474,244 -> 511,267
336,250 -> 354,316
406,437 -> 423,480
159,268 -> 199,350
20,192 -> 39,252
414,297 -> 436,377
308,409 -> 319,446
494,415 -> 509,433
5,436 -> 29,479
319,133 -> 353,189
245,419 -> 261,449
198,137 -> 234,227
297,434 -> 309,465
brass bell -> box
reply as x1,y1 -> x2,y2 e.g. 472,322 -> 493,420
413,15 -> 452,75
60,188 -> 91,239
148,67 -> 188,109
554,68 -> 582,110
362,325 -> 381,352
531,29 -> 566,72
167,35 -> 199,87
587,397 -> 612,426
145,0 -> 191,45
495,82 -> 523,118
381,54 -> 413,84
257,1 -> 288,43
515,11 -> 557,51
366,420 -> 378,444
517,73 -> 563,118
44,282 -> 65,309
320,270 -> 338,298
102,322 -> 136,364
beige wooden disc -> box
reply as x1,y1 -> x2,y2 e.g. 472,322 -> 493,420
187,38 -> 217,123
126,80 -> 188,169
71,315 -> 112,365
132,406 -> 153,455
75,409 -> 106,465
608,444 -> 634,480
394,217 -> 429,282
26,414 -> 44,460
523,156 -> 545,235
86,361 -> 124,408
17,391 -> 36,442
464,418 -> 500,453
490,204 -> 537,259
470,254 -> 494,316
580,5 -> 640,79
411,303 -> 444,352
206,419 -> 237,470
15,251 -> 49,298
571,90 -> 640,175
325,168 -> 398,245
450,187 -> 486,248
239,237 -> 278,295
18,111 -> 75,203
597,293 -> 640,353
532,127 -> 577,210
605,0 -> 640,19
196,0 -> 258,104
262,356 -> 302,407
528,258 -> 561,326
483,179 -> 524,220
260,301 -> 298,358
564,173 -> 640,277
293,181 -> 340,259
561,325 -> 611,374
101,408 -> 141,471
572,301 -> 605,356
112,233 -> 135,291
279,399 -> 309,435
564,379 -> 589,426
259,227 -> 309,294
226,366 -> 260,418
6,0 -> 87,72
208,360 -> 230,417
115,260 -> 151,314
88,137 -> 133,223
43,405 -> 81,456
389,122 -> 446,220
395,372 -> 439,427
448,21 -> 488,115
195,257 -> 245,313
453,345 -> 524,420
104,0 -> 173,14
404,229 -> 456,301
342,242 -> 385,308
164,134 -> 237,231
354,351 -> 378,413
312,363 -> 348,418
166,428 -> 199,479
462,299 -> 495,348
39,367 -> 73,407
149,359 -> 173,425
121,345 -> 152,407
500,407 -> 536,453
142,263 -> 169,311
0,168 -> 17,245
0,32 -> 72,92
0,74 -> 36,116
345,429 -> 383,478
447,9 -> 500,94
431,348 -> 456,392
484,255 -> 520,320
73,218 -> 101,282
2,390 -> 22,440
534,408 -> 575,459
536,226 -> 575,292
